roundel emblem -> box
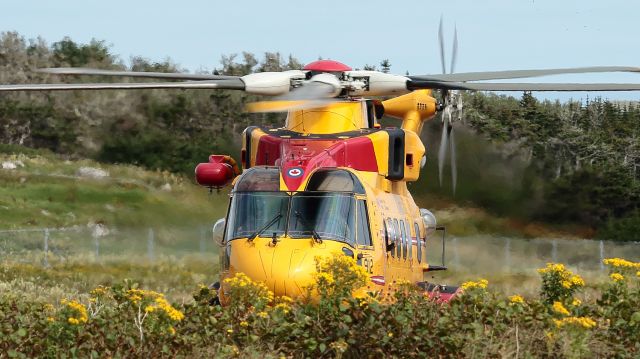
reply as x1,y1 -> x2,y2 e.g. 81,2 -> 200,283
286,167 -> 304,178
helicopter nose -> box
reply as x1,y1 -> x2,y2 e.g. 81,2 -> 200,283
226,237 -> 328,298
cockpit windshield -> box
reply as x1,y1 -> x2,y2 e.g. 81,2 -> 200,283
288,192 -> 356,244
226,191 -> 359,245
225,167 -> 369,246
226,192 -> 289,240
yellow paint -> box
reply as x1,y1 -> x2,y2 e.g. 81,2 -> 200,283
382,90 -> 437,134
285,101 -> 366,134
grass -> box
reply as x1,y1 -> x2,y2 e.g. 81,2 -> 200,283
0,254 -> 218,303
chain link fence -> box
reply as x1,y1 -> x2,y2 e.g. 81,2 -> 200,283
2,226 -> 638,274
427,235 -> 640,274
0,225 -> 218,266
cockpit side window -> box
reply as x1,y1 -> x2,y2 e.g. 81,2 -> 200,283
356,200 -> 372,247
306,169 -> 365,194
235,167 -> 280,192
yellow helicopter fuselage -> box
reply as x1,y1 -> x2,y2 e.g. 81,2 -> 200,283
217,90 -> 442,303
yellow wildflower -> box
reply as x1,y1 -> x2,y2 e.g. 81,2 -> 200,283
570,275 -> 585,287
274,303 -> 290,314
226,329 -> 234,334
509,295 -> 525,305
387,332 -> 393,338
47,317 -> 55,322
89,286 -> 108,297
603,258 -> 640,269
538,263 -> 567,274
561,281 -> 571,289
572,298 -> 582,306
62,299 -> 88,324
43,304 -> 54,312
554,316 -> 596,329
637,271 -> 640,278
167,326 -> 176,335
552,301 -> 570,316
240,321 -> 249,327
144,305 -> 155,313
610,273 -> 625,282
257,311 -> 269,319
461,279 -> 489,290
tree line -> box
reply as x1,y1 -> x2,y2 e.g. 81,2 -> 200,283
0,32 -> 638,240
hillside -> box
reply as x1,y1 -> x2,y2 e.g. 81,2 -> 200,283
0,145 -> 226,230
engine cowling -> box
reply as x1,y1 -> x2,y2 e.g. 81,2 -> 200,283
195,155 -> 239,188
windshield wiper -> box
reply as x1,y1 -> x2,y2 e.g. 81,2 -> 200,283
247,213 -> 283,242
294,211 -> 322,243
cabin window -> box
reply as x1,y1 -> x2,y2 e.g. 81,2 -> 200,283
400,220 -> 407,260
414,222 -> 422,263
406,221 -> 412,261
423,230 -> 428,264
387,219 -> 395,257
234,167 -> 280,192
393,219 -> 400,259
288,192 -> 356,245
306,169 -> 365,194
225,192 -> 289,240
356,200 -> 372,247
383,219 -> 390,253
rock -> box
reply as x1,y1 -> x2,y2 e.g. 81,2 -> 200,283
160,183 -> 172,192
88,222 -> 110,237
2,162 -> 17,170
77,167 -> 109,179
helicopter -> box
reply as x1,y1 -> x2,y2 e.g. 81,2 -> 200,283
3,28 -> 640,304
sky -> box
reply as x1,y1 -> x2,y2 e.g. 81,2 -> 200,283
2,0 -> 640,101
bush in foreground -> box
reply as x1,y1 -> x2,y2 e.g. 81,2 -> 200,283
1,255 -> 639,358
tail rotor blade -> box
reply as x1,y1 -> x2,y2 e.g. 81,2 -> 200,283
438,110 -> 450,186
449,125 -> 457,195
450,25 -> 458,74
438,16 -> 447,75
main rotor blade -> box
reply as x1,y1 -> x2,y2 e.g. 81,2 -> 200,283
38,67 -> 238,81
408,80 -> 640,91
0,79 -> 245,92
276,81 -> 338,101
246,81 -> 339,113
438,16 -> 446,75
410,66 -> 640,83
246,99 -> 336,113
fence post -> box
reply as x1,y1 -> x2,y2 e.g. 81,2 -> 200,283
451,237 -> 460,267
43,228 -> 50,268
505,238 -> 511,271
147,228 -> 155,261
599,240 -> 605,270
93,229 -> 100,258
200,227 -> 206,254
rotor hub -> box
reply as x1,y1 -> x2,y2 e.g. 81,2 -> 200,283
303,60 -> 352,73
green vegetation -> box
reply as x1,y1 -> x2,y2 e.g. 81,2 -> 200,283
1,254 -> 639,357
1,31 -> 639,239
